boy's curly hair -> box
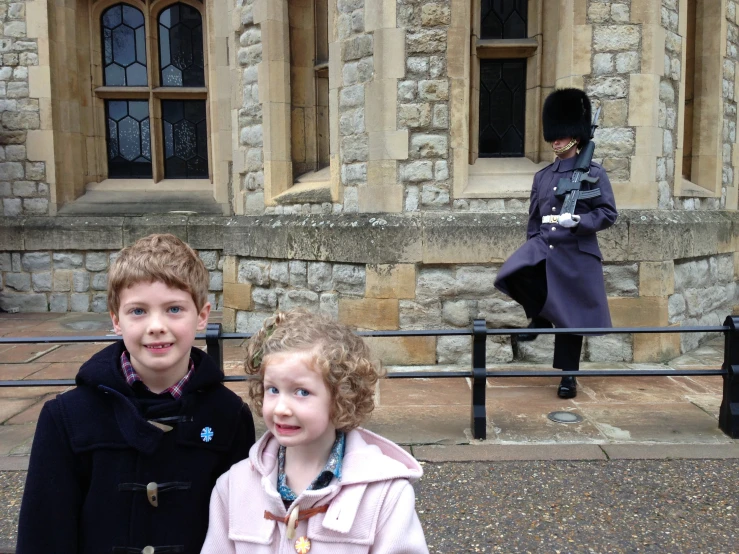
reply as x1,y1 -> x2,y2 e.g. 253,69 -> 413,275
244,309 -> 381,431
107,233 -> 209,315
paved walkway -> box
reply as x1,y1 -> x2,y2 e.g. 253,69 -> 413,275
0,311 -> 737,472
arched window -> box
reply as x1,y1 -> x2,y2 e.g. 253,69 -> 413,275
96,1 -> 209,181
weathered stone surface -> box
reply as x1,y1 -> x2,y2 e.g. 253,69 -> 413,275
407,30 -> 446,53
238,259 -> 271,286
410,134 -> 448,158
52,252 -> 83,269
418,80 -> 449,101
585,334 -> 633,362
442,299 -> 475,327
49,294 -> 68,313
587,76 -> 628,98
91,294 -> 108,313
252,286 -> 278,309
73,271 -> 90,293
199,250 -> 219,270
85,252 -> 109,272
593,26 -> 640,51
593,127 -> 634,157
24,218 -> 124,250
269,261 -> 290,285
477,296 -> 528,329
70,293 -> 90,312
319,292 -> 339,319
399,299 -> 443,329
5,272 -> 30,291
21,252 -> 50,272
223,215 -> 423,264
53,270 -> 73,292
308,262 -> 333,292
0,292 -> 47,312
343,35 -> 372,61
333,264 -> 365,295
603,263 -> 638,296
31,271 -> 51,292
421,3 -> 450,26
398,104 -> 432,129
401,161 -> 433,182
289,260 -> 308,286
280,289 -> 320,311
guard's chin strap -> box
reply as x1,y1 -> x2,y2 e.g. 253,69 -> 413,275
552,138 -> 578,155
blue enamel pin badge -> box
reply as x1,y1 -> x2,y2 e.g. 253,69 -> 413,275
200,427 -> 214,442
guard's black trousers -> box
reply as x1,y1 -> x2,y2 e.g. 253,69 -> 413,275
502,261 -> 583,371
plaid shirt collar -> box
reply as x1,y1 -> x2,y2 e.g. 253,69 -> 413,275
120,350 -> 195,399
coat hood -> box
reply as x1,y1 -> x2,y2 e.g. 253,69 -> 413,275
250,427 -> 423,487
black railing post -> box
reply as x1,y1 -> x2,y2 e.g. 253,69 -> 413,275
471,319 -> 487,440
719,315 -> 739,438
206,322 -> 224,373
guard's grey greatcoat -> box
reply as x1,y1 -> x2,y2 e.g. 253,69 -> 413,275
494,155 -> 618,329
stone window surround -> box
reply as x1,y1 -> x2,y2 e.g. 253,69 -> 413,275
254,0 -> 341,207
26,0 -> 233,215
674,0 -> 727,199
452,0 -> 576,200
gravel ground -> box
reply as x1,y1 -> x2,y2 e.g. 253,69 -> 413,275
2,460 -> 739,553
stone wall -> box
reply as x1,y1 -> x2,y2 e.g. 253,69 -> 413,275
0,0 -> 46,217
0,248 -> 225,313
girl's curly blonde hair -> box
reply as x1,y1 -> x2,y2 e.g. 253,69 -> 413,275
244,309 -> 381,431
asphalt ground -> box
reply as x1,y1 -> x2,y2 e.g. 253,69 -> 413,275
2,459 -> 738,553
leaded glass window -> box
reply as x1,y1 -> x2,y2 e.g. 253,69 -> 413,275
159,3 -> 205,87
479,59 -> 525,157
97,1 -> 209,181
480,0 -> 528,39
162,100 -> 208,178
101,4 -> 147,86
106,100 -> 152,177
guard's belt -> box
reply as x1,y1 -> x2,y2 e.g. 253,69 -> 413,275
542,215 -> 559,223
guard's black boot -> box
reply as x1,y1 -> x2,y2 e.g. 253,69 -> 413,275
517,317 -> 552,342
557,376 -> 577,399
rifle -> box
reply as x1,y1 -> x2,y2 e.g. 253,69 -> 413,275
554,106 -> 602,215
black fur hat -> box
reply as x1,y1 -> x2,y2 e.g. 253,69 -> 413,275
542,88 -> 592,144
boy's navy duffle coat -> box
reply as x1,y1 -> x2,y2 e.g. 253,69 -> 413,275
16,341 -> 255,554
494,155 -> 618,329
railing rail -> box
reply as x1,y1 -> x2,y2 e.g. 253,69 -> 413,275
2,318 -> 738,440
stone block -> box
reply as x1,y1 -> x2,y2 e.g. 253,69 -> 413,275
368,130 -> 409,161
628,74 -> 660,127
222,307 -> 236,332
365,335 -> 436,365
333,264 -> 365,295
603,263 -> 639,297
639,261 -> 675,296
21,252 -> 50,272
410,134 -> 448,159
357,185 -> 403,213
52,252 -> 83,269
365,0 -> 396,31
373,28 -> 405,78
365,79 -> 398,132
5,272 -> 31,292
641,24 -> 666,76
91,294 -> 108,313
70,293 -> 90,313
279,289 -> 319,310
612,181 -> 659,209
31,271 -> 51,292
91,273 -> 108,291
308,261 -> 333,292
24,218 -> 123,251
632,324 -> 681,362
608,296 -> 668,328
49,294 -> 68,313
223,282 -> 253,310
338,298 -> 399,330
52,270 -> 72,292
366,264 -> 416,299
0,292 -> 47,312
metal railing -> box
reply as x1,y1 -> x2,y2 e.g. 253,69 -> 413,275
2,317 -> 739,440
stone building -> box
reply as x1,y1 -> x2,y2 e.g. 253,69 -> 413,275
1,0 -> 737,367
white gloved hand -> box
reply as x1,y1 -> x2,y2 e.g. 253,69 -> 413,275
558,213 -> 581,228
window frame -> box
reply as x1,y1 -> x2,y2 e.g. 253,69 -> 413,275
90,0 -> 211,184
455,0 -> 551,200
676,0 -> 724,198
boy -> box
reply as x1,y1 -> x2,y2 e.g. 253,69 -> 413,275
17,233 -> 255,554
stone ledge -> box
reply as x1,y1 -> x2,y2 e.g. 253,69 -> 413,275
1,211 -> 738,263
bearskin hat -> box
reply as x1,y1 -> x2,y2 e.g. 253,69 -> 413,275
542,88 -> 592,144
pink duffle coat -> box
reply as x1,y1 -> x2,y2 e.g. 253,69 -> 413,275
201,428 -> 429,554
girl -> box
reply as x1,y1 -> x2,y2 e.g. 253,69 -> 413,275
201,309 -> 429,553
